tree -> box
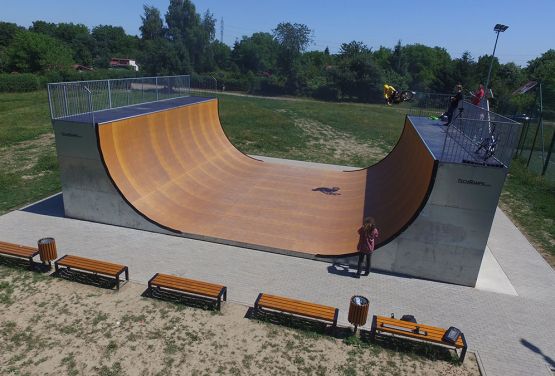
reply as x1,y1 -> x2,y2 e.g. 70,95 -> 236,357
7,30 -> 74,72
165,0 -> 199,71
0,22 -> 24,72
273,22 -> 313,93
333,47 -> 384,101
339,41 -> 371,58
140,6 -> 164,41
212,40 -> 232,70
231,32 -> 279,74
92,25 -> 138,67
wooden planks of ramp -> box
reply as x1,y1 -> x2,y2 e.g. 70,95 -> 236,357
96,99 -> 437,257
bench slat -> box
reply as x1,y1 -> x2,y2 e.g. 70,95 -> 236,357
58,255 -> 124,269
259,296 -> 336,318
151,279 -> 222,298
259,295 -> 335,312
153,274 -> 224,291
375,316 -> 464,347
377,317 -> 458,337
375,325 -> 465,348
0,241 -> 38,258
57,255 -> 125,276
148,273 -> 227,310
257,293 -> 336,322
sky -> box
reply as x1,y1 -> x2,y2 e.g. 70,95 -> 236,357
2,0 -> 554,67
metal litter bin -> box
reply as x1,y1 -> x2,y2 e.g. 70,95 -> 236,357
38,237 -> 57,266
348,295 -> 369,332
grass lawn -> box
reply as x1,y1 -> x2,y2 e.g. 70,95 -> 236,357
0,90 -> 553,267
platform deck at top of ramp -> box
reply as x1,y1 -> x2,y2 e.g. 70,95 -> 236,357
59,96 -> 211,124
94,98 -> 437,257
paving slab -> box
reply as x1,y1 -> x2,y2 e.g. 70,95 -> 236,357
1,202 -> 554,376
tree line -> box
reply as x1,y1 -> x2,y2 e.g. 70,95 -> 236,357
0,0 -> 553,116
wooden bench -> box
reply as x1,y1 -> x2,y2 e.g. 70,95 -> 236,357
370,315 -> 468,362
54,255 -> 129,289
0,241 -> 39,270
254,293 -> 338,331
148,273 -> 227,310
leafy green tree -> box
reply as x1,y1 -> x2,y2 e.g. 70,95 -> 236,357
0,22 -> 24,71
273,22 -> 313,93
92,25 -> 139,68
165,0 -> 199,71
212,40 -> 232,70
526,50 -> 555,117
333,41 -> 384,101
339,41 -> 371,58
140,5 -> 165,40
231,32 -> 279,74
7,30 -> 74,72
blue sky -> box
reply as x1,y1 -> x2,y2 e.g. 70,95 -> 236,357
2,0 -> 553,66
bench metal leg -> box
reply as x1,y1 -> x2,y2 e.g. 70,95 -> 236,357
254,293 -> 262,310
216,287 -> 227,311
28,257 -> 35,271
124,267 -> 129,281
459,333 -> 468,363
370,315 -> 378,341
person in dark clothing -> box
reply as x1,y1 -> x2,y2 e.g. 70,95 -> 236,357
441,84 -> 463,126
355,217 -> 379,277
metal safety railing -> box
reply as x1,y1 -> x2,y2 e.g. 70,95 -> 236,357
407,93 -> 521,168
47,75 -> 191,120
441,101 -> 520,167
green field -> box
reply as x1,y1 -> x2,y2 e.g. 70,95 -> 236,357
0,90 -> 553,266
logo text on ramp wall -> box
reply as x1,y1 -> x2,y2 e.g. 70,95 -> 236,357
457,178 -> 491,187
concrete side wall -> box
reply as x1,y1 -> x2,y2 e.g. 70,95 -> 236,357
372,162 -> 506,286
52,120 -> 171,234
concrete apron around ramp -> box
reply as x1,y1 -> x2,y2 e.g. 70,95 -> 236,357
2,196 -> 554,375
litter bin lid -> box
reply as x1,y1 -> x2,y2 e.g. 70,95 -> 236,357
38,237 -> 55,244
351,295 -> 369,306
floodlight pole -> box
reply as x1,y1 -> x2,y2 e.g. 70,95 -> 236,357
485,25 -> 508,92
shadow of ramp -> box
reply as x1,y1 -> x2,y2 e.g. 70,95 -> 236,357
141,287 -> 219,311
51,268 -> 120,290
20,193 -> 65,218
360,329 -> 459,363
245,306 -> 350,338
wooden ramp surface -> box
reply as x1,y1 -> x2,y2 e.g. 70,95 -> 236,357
97,99 -> 436,256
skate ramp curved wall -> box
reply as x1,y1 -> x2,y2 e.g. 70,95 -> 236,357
96,98 -> 437,256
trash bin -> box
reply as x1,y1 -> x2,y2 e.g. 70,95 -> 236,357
348,295 -> 369,332
38,237 -> 57,265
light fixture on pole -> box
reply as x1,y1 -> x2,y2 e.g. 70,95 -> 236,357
485,24 -> 509,91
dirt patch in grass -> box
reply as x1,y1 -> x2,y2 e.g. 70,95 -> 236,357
0,133 -> 55,175
294,117 -> 385,164
0,265 -> 479,376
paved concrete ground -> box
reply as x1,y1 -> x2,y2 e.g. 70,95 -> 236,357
1,200 -> 554,376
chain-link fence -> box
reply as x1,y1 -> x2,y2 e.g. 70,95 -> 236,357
515,119 -> 555,181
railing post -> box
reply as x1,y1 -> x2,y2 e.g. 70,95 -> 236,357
541,127 -> 554,176
47,84 -> 54,119
63,85 -> 69,117
84,86 -> 94,127
107,80 -> 112,109
155,77 -> 159,101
